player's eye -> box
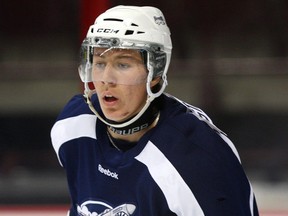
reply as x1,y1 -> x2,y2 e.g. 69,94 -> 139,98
117,63 -> 130,69
94,62 -> 106,70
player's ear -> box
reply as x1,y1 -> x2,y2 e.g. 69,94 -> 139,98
150,76 -> 161,88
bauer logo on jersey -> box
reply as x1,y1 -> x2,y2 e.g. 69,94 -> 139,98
154,16 -> 166,25
77,200 -> 136,216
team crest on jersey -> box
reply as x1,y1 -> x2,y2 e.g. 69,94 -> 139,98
77,200 -> 136,216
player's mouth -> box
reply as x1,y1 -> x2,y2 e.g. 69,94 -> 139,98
103,95 -> 118,104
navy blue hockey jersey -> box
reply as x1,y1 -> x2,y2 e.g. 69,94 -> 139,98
51,93 -> 258,216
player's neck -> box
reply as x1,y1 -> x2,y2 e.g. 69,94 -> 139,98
107,112 -> 160,143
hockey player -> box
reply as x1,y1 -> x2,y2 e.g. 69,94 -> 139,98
51,5 -> 259,216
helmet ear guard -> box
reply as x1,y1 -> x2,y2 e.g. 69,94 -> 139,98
149,48 -> 167,78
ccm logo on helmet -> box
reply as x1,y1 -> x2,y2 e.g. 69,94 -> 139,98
97,28 -> 119,34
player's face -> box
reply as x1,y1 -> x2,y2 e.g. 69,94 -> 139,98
92,48 -> 158,122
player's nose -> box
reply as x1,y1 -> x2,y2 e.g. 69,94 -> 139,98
101,64 -> 117,85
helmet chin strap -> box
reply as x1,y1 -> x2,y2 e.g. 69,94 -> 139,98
84,83 -> 156,129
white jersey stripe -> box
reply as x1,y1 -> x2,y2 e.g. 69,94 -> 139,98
135,141 -> 204,216
218,133 -> 241,162
51,114 -> 97,166
220,134 -> 255,216
249,182 -> 255,216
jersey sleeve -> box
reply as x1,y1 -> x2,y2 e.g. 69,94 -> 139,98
160,94 -> 259,215
50,94 -> 95,167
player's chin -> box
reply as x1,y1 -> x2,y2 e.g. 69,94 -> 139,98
103,110 -> 131,123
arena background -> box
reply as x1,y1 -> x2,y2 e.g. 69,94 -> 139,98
1,0 -> 288,215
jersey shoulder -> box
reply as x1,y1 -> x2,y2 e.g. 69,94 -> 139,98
56,94 -> 93,121
162,93 -> 224,135
159,93 -> 240,162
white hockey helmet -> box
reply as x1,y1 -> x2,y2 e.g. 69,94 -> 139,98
79,5 -> 172,128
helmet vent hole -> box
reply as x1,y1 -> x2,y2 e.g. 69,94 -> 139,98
137,31 -> 145,34
131,23 -> 138,27
104,18 -> 123,22
125,30 -> 134,35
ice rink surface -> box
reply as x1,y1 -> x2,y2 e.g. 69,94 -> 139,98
0,206 -> 67,216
